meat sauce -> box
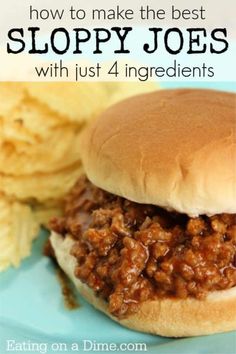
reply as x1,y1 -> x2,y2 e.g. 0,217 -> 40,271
50,176 -> 236,318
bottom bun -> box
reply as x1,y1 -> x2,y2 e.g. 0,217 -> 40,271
50,232 -> 236,337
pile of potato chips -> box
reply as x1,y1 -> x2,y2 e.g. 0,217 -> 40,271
0,81 -> 158,271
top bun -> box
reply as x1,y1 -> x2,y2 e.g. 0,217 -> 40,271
80,89 -> 236,216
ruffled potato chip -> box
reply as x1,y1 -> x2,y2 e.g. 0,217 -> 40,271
0,118 -> 38,145
0,122 -> 83,175
33,204 -> 62,227
0,162 -> 83,202
0,83 -> 24,116
23,82 -> 108,122
0,81 -> 161,272
1,97 -> 66,143
0,196 -> 39,271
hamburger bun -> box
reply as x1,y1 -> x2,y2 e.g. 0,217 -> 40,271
80,89 -> 236,216
50,232 -> 236,337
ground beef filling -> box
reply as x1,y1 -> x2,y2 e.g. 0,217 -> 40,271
50,176 -> 236,318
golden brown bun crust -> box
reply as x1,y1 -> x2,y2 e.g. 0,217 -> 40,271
50,232 -> 236,337
80,89 -> 236,216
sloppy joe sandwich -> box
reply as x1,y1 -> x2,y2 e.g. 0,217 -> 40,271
49,88 -> 236,337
